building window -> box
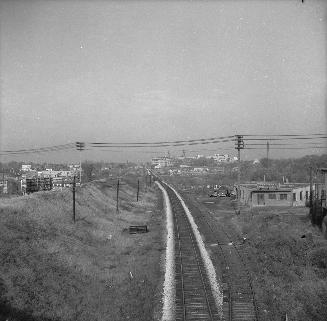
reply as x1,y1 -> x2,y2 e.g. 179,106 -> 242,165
268,194 -> 276,199
293,193 -> 296,201
300,191 -> 303,201
280,194 -> 288,200
305,191 -> 308,200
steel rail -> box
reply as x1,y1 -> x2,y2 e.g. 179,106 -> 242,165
179,192 -> 259,321
174,213 -> 187,320
215,221 -> 259,321
165,184 -> 218,321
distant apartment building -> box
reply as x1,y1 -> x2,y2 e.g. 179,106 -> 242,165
212,154 -> 237,163
21,164 -> 32,172
69,164 -> 81,171
151,157 -> 172,168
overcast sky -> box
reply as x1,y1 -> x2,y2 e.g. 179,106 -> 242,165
0,0 -> 326,163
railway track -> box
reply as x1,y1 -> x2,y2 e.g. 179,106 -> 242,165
153,171 -> 258,321
180,192 -> 259,321
164,183 -> 221,321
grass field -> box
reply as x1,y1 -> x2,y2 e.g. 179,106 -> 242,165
0,179 -> 164,321
236,206 -> 327,321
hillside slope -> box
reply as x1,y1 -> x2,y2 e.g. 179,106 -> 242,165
0,180 -> 164,321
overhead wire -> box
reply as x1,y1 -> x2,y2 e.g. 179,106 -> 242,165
0,143 -> 76,156
243,137 -> 327,141
245,147 -> 327,150
89,135 -> 235,146
0,133 -> 325,156
242,133 -> 326,137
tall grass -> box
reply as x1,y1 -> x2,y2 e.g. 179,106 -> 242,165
0,181 -> 164,321
237,207 -> 327,321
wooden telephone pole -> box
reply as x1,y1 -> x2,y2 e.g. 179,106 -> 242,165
137,179 -> 140,202
235,135 -> 244,215
72,175 -> 76,223
75,142 -> 85,184
116,179 -> 120,213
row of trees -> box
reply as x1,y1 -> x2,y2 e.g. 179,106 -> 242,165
240,154 -> 327,183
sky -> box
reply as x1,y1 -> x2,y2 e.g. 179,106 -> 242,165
0,0 -> 326,163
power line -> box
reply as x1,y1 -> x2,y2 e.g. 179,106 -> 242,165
89,139 -> 234,148
0,144 -> 75,156
242,133 -> 326,137
245,146 -> 327,150
89,139 -> 234,149
0,143 -> 74,153
244,137 -> 327,141
0,133 -> 325,156
89,135 -> 235,145
245,143 -> 327,146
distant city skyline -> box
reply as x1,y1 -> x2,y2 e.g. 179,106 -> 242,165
1,0 -> 326,163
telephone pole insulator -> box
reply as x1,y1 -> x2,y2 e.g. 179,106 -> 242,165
235,135 -> 244,152
75,142 -> 85,151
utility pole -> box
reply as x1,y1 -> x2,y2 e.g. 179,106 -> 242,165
75,142 -> 85,184
309,166 -> 313,208
116,179 -> 120,213
137,179 -> 140,202
266,141 -> 269,169
235,135 -> 244,215
73,175 -> 76,223
266,141 -> 270,181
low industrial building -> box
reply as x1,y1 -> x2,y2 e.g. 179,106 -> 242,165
238,182 -> 313,207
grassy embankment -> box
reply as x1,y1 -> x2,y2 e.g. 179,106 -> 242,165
0,178 -> 165,321
229,206 -> 327,321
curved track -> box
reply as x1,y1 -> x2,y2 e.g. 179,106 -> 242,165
164,183 -> 221,321
153,171 -> 258,321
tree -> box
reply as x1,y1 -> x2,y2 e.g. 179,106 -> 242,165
82,161 -> 95,183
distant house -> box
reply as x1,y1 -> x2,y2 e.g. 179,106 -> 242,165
193,167 -> 209,173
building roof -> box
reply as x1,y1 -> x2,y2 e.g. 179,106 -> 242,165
250,189 -> 292,193
239,182 -> 310,193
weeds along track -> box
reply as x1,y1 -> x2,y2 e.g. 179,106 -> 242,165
181,193 -> 259,321
163,183 -> 221,321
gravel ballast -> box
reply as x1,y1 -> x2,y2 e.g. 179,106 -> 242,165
156,182 -> 175,321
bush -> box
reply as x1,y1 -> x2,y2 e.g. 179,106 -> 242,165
309,247 -> 327,269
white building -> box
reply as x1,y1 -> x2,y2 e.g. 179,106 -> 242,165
21,164 -> 32,172
151,157 -> 172,168
213,154 -> 231,162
